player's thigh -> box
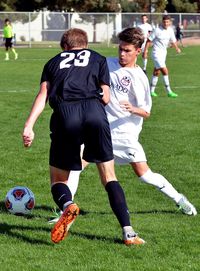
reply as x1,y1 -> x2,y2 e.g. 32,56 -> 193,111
83,99 -> 113,163
5,38 -> 12,48
112,138 -> 147,165
152,53 -> 166,69
49,104 -> 83,170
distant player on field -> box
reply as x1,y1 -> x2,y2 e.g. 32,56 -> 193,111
143,15 -> 181,98
3,18 -> 18,61
137,14 -> 152,73
175,22 -> 184,47
22,28 -> 145,246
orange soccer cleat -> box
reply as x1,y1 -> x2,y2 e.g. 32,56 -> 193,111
51,203 -> 79,243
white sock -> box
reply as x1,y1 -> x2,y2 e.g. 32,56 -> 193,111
143,58 -> 148,70
150,76 -> 158,93
67,170 -> 82,200
139,169 -> 182,203
123,226 -> 135,234
162,75 -> 172,93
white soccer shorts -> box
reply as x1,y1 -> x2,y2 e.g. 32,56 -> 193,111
151,50 -> 167,69
112,138 -> 147,165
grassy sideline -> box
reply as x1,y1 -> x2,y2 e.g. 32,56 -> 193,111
0,45 -> 199,271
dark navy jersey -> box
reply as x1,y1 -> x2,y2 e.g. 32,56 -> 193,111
40,49 -> 110,107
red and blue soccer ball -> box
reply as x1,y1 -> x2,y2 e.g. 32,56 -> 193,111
5,186 -> 35,215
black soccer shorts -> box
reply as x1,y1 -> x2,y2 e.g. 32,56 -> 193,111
49,98 -> 114,170
5,38 -> 13,49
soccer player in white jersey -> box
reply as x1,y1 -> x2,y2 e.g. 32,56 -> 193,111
137,14 -> 152,73
49,27 -> 196,226
105,27 -> 196,216
143,15 -> 181,98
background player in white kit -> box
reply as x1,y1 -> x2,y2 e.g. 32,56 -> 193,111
137,14 -> 152,73
50,28 -> 197,226
143,15 -> 181,98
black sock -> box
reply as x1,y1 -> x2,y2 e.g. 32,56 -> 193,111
51,183 -> 72,211
105,181 -> 130,227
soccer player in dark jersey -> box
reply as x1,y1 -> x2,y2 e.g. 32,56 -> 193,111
175,22 -> 184,47
22,28 -> 145,245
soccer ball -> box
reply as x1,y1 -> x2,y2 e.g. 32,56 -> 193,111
5,186 -> 35,215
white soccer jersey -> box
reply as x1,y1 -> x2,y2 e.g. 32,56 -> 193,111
138,22 -> 152,40
106,57 -> 152,142
148,26 -> 176,68
149,26 -> 176,55
138,23 -> 152,51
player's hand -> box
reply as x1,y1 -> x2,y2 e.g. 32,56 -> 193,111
176,48 -> 181,54
22,127 -> 35,147
119,101 -> 134,114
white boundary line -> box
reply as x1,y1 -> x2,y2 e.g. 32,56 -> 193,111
0,86 -> 199,93
0,89 -> 31,93
173,86 -> 200,89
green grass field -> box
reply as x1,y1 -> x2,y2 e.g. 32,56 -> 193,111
0,45 -> 200,271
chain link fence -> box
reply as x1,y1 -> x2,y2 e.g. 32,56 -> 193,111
0,11 -> 200,47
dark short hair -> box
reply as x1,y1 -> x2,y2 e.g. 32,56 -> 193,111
60,28 -> 88,50
5,18 -> 10,23
118,27 -> 144,49
163,15 -> 171,21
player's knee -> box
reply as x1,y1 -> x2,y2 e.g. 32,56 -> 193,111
154,70 -> 160,76
97,161 -> 117,186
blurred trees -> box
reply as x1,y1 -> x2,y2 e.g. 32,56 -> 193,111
0,0 -> 199,12
166,0 -> 198,12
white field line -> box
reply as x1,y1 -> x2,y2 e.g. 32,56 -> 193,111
173,85 -> 200,89
0,86 -> 199,93
0,89 -> 31,93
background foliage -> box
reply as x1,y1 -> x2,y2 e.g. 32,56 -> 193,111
0,0 -> 200,13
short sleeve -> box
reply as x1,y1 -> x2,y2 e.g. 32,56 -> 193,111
40,63 -> 49,84
99,57 -> 110,86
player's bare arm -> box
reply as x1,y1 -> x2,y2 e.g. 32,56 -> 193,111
22,81 -> 49,147
172,42 -> 181,53
142,39 -> 151,59
101,84 -> 110,105
119,100 -> 150,119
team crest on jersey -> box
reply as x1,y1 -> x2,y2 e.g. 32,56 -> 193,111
121,76 -> 131,86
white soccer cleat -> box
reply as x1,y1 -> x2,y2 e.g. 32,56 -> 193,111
177,195 -> 197,216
